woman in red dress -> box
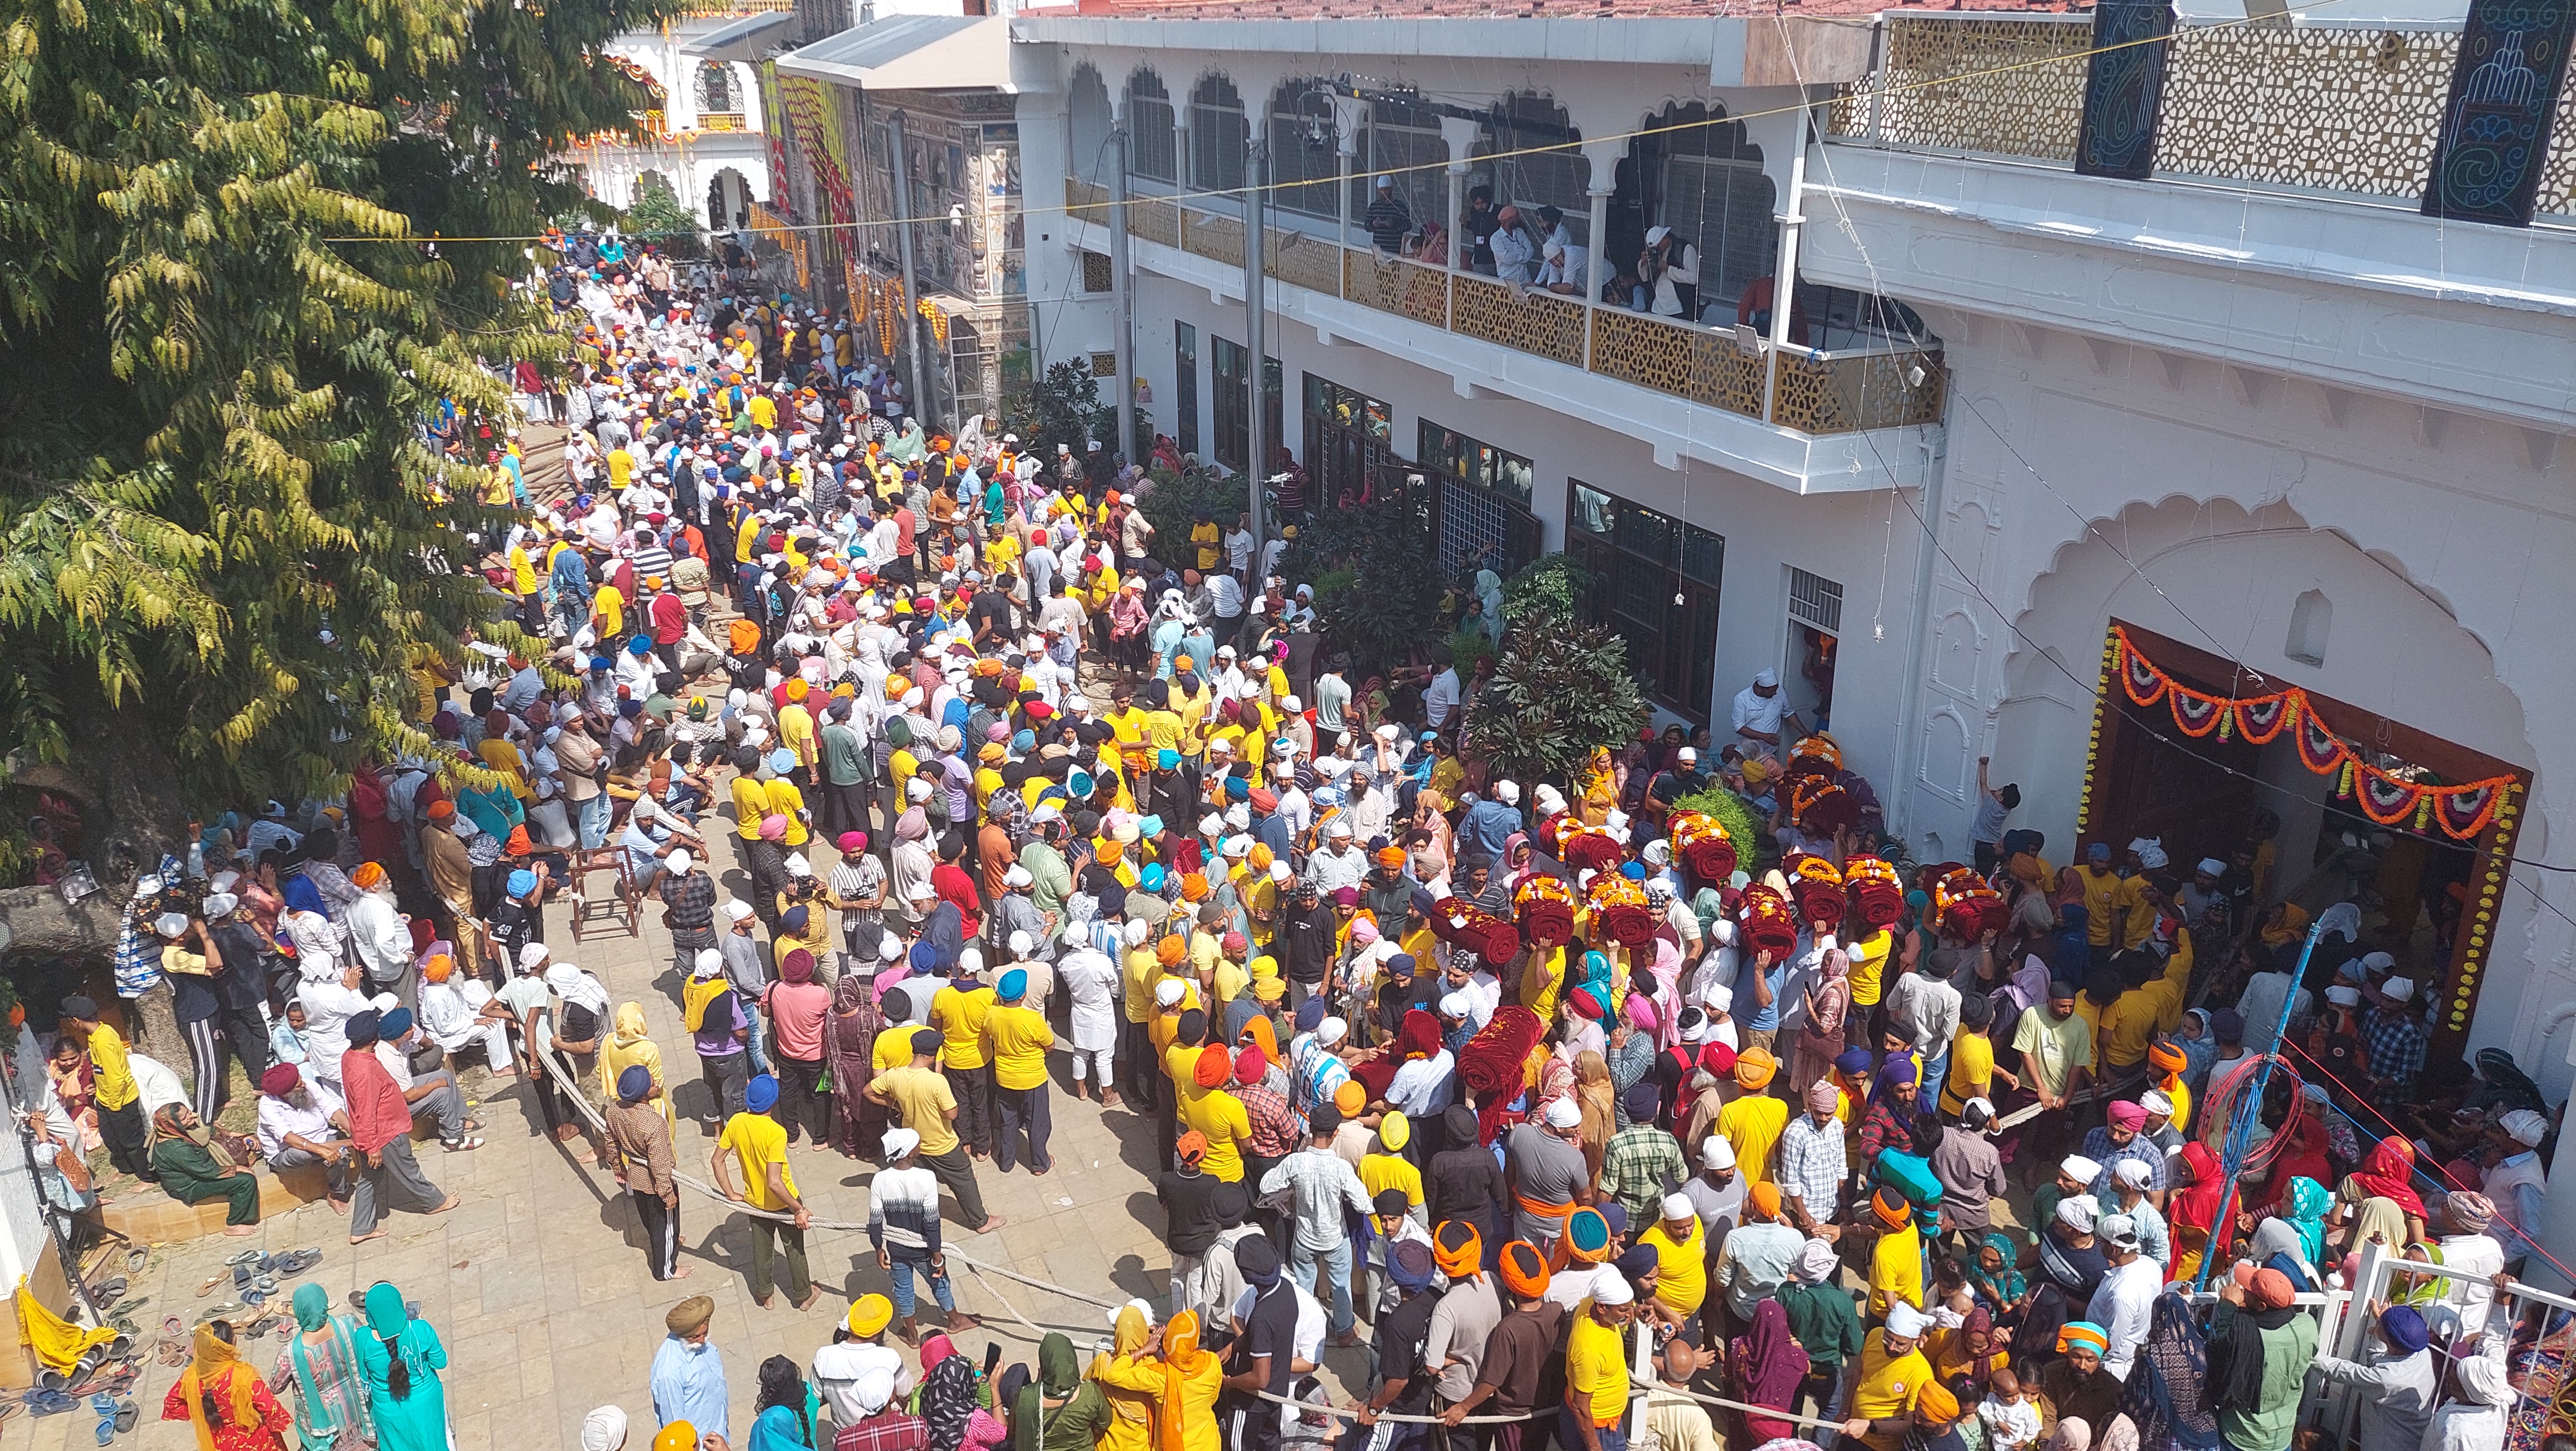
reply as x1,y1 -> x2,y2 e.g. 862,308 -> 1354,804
162,1321 -> 292,1451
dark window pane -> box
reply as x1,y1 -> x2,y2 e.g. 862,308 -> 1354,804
1572,483 -> 1615,538
1683,525 -> 1725,587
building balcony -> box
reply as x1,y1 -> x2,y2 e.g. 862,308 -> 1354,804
697,111 -> 748,132
1069,178 -> 1946,490
1823,12 -> 2576,221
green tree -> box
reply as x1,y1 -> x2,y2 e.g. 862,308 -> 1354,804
0,0 -> 679,960
1462,609 -> 1650,787
623,174 -> 705,257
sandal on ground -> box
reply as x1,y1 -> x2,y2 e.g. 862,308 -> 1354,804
115,1399 -> 137,1434
441,1136 -> 484,1152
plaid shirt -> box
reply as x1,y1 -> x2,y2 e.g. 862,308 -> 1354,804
2364,1009 -> 2428,1093
1778,1113 -> 1847,1218
660,868 -> 718,928
2080,1126 -> 2168,1196
1237,1078 -> 1305,1158
1600,1123 -> 1687,1228
833,1413 -> 931,1451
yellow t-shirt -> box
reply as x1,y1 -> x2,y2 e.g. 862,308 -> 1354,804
749,395 -> 777,430
1939,1028 -> 1997,1117
719,1111 -> 798,1211
1848,1339 -> 1932,1451
2101,989 -> 2160,1069
87,1024 -> 139,1111
1177,1084 -> 1251,1183
984,1004 -> 1055,1091
1640,1219 -> 1707,1316
593,584 -> 625,637
1868,1224 -> 1924,1321
763,778 -> 809,847
509,546 -> 539,595
1191,521 -> 1222,571
607,448 -> 635,490
1846,929 -> 1892,1009
872,1025 -> 921,1075
2073,867 -> 2146,948
933,985 -> 995,1070
874,1064 -> 959,1157
1718,1093 -> 1788,1184
731,775 -> 769,839
779,704 -> 817,771
1565,1311 -> 1631,1427
1358,1152 -> 1423,1209
1122,947 -> 1163,1025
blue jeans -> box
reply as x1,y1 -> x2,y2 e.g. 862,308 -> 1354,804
887,1257 -> 954,1319
577,793 -> 611,850
1290,1234 -> 1354,1338
1923,1047 -> 1951,1106
744,1012 -> 774,1077
1555,1408 -> 1627,1451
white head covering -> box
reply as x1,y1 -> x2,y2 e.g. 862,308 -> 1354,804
2381,977 -> 2416,1002
883,1127 -> 921,1160
1155,978 -> 1187,1007
1544,1097 -> 1583,1129
1701,1135 -> 1736,1170
1884,1301 -> 1931,1337
547,963 -> 610,1016
1589,1272 -> 1633,1307
580,1406 -> 629,1451
1315,1017 -> 1349,1048
519,941 -> 552,971
693,948 -> 725,979
1661,1193 -> 1696,1224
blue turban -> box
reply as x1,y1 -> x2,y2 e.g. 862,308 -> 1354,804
344,1010 -> 382,1047
507,869 -> 539,899
618,1066 -> 653,1103
910,942 -> 939,971
590,656 -> 613,672
1833,1046 -> 1875,1075
1223,776 -> 1249,801
1010,729 -> 1035,753
744,1074 -> 780,1113
768,748 -> 796,776
1157,749 -> 1180,770
378,1008 -> 414,1040
1138,814 -> 1163,839
2380,1306 -> 2430,1354
780,905 -> 809,933
1140,864 -> 1167,894
997,968 -> 1027,1001
626,634 -> 653,656
1621,861 -> 1646,880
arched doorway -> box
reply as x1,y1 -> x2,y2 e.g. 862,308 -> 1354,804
706,167 -> 752,230
1997,496 -> 2535,1055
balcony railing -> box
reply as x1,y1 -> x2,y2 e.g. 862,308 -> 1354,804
1829,14 -> 2576,218
696,112 -> 747,133
1065,177 -> 1946,437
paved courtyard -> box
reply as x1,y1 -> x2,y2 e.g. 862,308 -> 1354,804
46,874 -> 1274,1451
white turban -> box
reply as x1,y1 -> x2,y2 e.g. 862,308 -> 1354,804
1155,978 -> 1187,1007
580,1406 -> 629,1451
1884,1301 -> 1932,1337
1008,930 -> 1034,957
1315,1017 -> 1349,1048
882,1128 -> 921,1160
1544,1097 -> 1583,1129
1589,1271 -> 1632,1306
853,1367 -> 897,1415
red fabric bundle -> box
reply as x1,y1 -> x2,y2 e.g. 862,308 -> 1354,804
1789,777 -> 1860,835
1930,865 -> 2007,938
1458,1005 -> 1546,1145
1558,826 -> 1624,874
1843,855 -> 1905,929
1515,875 -> 1577,948
1738,883 -> 1799,957
1787,734 -> 1843,779
1432,896 -> 1523,965
1668,811 -> 1739,887
1585,872 -> 1657,950
1786,854 -> 1848,930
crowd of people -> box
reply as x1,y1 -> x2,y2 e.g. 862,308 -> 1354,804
33,230 -> 2557,1451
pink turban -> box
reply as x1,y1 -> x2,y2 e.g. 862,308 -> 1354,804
2106,1099 -> 2149,1132
1350,919 -> 1381,946
1807,1080 -> 1842,1114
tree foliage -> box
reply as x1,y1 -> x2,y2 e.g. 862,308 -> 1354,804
0,0 -> 679,884
1671,785 -> 1770,882
623,174 -> 704,257
1501,553 -> 1591,626
1462,608 -> 1650,786
1014,358 -> 1116,459
1274,496 -> 1446,674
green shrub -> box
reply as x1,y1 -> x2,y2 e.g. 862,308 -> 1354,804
1671,785 -> 1769,881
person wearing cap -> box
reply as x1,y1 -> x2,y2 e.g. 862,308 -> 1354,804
710,1074 -> 818,1310
254,1063 -> 350,1209
1349,1238 -> 1442,1438
1259,1107 -> 1377,1345
603,1060 -> 684,1281
1730,668 -> 1801,748
2427,1190 -> 2508,1337
650,1296 -> 729,1443
868,1128 -> 979,1343
2084,1211 -> 2160,1379
1837,1298 -> 1934,1450
1363,174 -> 1412,255
927,967 -> 996,1159
1560,1269 -> 1636,1451
863,1029 -> 1002,1234
982,967 -> 1056,1174
2362,973 -> 2428,1099
1635,1193 -> 1709,1326
2482,1108 -> 2548,1265
1931,1097 -> 2007,1244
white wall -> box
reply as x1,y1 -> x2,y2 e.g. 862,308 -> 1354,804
1126,268 -> 1919,783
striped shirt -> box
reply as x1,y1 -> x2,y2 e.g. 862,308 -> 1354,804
866,1164 -> 943,1261
628,543 -> 676,583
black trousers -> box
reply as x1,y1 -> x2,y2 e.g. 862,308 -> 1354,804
774,1053 -> 827,1145
944,1063 -> 991,1155
992,1082 -> 1051,1174
99,1100 -> 155,1183
633,1188 -> 682,1280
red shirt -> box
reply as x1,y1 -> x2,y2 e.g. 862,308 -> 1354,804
930,861 -> 983,937
342,1046 -> 412,1153
649,591 -> 687,644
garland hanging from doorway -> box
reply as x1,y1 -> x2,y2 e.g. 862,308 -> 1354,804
2110,625 -> 2517,841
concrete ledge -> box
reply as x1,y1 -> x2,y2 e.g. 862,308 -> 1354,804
99,1165 -> 331,1245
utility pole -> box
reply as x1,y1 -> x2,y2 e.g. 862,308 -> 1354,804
1107,121 -> 1137,463
1243,140 -> 1269,554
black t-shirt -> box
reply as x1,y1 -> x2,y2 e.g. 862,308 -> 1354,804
968,589 -> 1013,641
169,960 -> 222,1024
1425,1146 -> 1507,1229
1157,1168 -> 1223,1256
1241,1281 -> 1301,1394
1374,1289 -> 1443,1415
209,923 -> 270,1013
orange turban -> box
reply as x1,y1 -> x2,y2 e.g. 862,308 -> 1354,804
1194,1044 -> 1232,1088
423,955 -> 454,983
1498,1240 -> 1550,1299
1748,1182 -> 1783,1220
350,862 -> 387,889
1374,847 -> 1407,870
1180,874 -> 1210,903
1433,1220 -> 1482,1280
1334,1080 -> 1366,1115
786,678 -> 809,702
1156,936 -> 1187,967
1872,1185 -> 1911,1229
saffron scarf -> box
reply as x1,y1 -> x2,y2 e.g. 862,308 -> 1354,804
683,977 -> 733,1034
179,1325 -> 261,1451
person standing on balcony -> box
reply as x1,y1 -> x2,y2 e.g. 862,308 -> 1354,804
1463,186 -> 1500,274
1491,205 -> 1539,285
1365,176 -> 1412,256
1638,226 -> 1700,322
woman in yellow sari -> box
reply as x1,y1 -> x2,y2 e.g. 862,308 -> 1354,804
597,1004 -> 671,1127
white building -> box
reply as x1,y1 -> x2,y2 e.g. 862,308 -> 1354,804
568,6 -> 780,227
1012,0 -> 2576,1270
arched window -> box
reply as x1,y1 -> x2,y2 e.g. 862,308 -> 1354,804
1472,94 -> 1589,242
696,62 -> 736,114
1635,101 -> 1775,310
1358,96 -> 1445,234
2287,589 -> 2332,666
1128,70 -> 1177,184
1068,66 -> 1111,184
1189,76 -> 1248,194
1266,79 -> 1340,218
